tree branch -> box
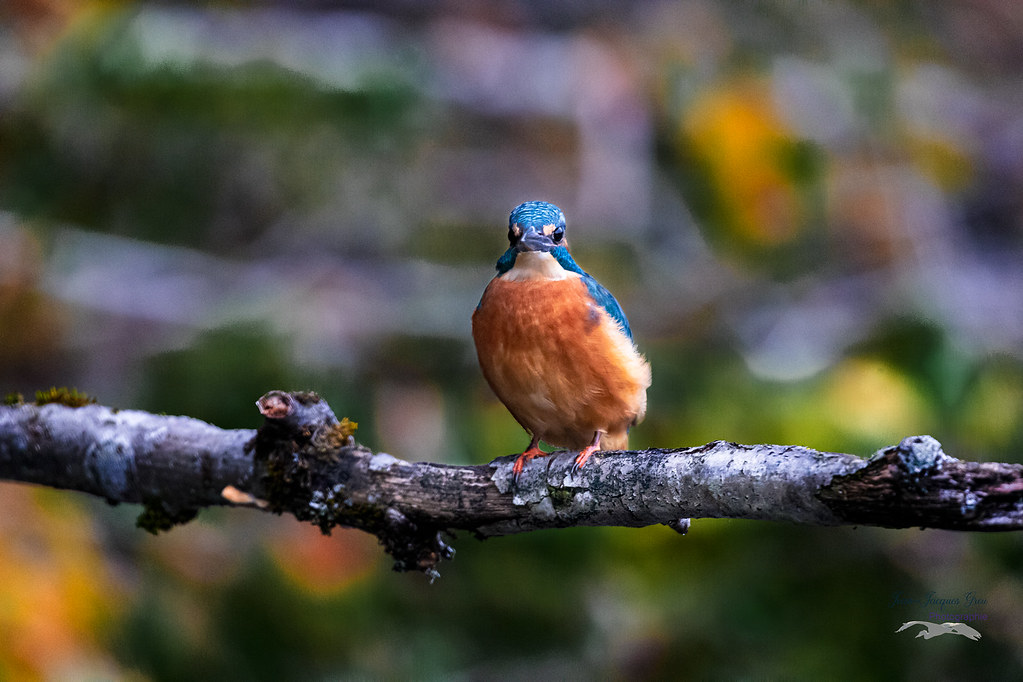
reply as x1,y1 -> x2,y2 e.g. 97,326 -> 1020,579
1,392 -> 1021,578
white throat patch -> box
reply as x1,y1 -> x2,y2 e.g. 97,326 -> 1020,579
502,251 -> 575,282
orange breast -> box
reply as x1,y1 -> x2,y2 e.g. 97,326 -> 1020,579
472,274 -> 651,450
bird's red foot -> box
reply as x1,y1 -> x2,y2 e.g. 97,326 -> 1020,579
512,444 -> 547,480
571,432 -> 603,474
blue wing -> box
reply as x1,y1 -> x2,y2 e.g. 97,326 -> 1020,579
551,247 -> 633,339
495,247 -> 516,275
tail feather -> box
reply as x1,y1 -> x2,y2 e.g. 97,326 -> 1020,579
600,431 -> 629,451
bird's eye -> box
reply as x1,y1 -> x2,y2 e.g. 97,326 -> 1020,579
508,228 -> 519,244
552,226 -> 565,243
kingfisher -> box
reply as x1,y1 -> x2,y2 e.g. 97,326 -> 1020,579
472,201 -> 651,479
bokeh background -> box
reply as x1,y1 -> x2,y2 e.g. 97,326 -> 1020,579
2,0 -> 1023,678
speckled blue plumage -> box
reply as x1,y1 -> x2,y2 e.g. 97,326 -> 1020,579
509,201 -> 565,230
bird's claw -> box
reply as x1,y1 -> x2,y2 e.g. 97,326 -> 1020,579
511,458 -> 525,483
511,444 -> 546,484
570,442 -> 599,475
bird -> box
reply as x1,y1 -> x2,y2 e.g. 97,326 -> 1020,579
472,200 -> 651,479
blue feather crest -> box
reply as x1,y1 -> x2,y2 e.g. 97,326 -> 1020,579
509,201 -> 566,229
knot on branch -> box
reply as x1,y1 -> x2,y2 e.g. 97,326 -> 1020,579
819,435 -> 1023,530
885,435 -> 952,483
253,391 -> 455,578
255,390 -> 356,454
254,390 -> 358,515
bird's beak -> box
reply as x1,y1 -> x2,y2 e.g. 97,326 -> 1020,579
515,227 -> 556,253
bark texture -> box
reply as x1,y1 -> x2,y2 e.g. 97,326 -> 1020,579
1,392 -> 1021,577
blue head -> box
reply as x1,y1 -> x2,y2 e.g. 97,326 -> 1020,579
507,200 -> 567,253
496,200 -> 570,274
